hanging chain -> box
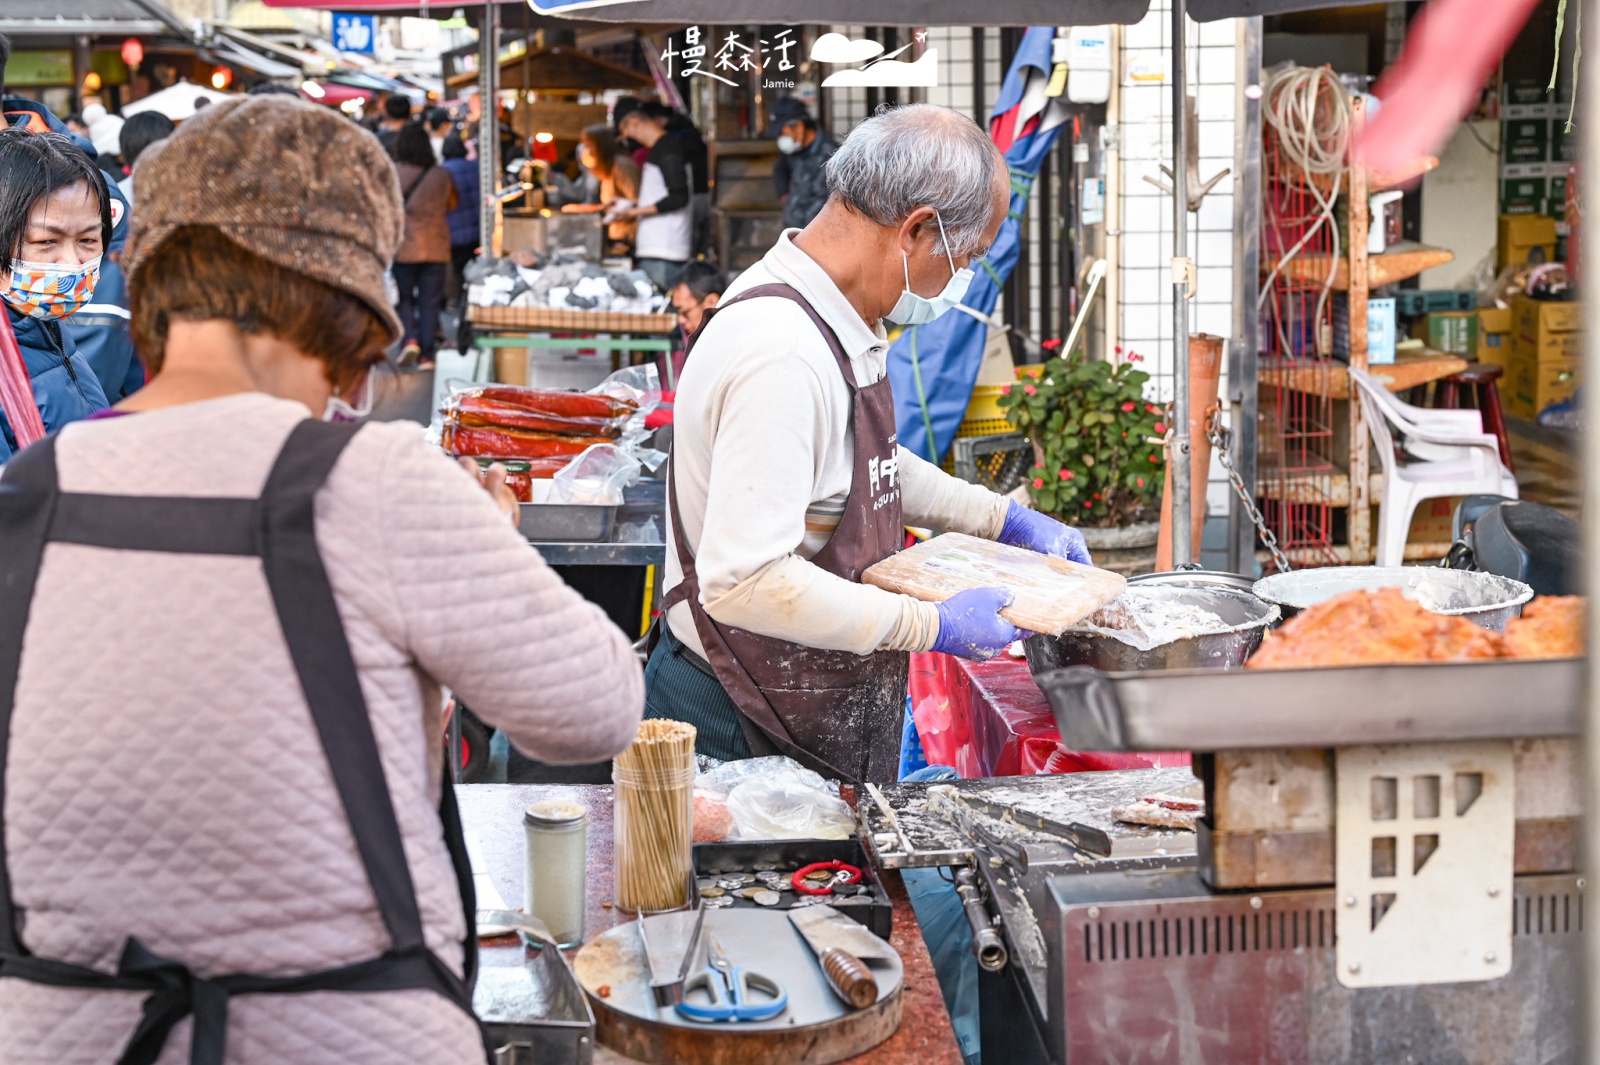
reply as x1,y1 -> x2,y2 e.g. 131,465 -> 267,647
1206,415 -> 1293,573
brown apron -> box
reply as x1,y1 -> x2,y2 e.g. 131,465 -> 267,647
664,283 -> 909,784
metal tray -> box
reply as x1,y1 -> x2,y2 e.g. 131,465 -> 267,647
1034,658 -> 1584,752
692,838 -> 893,939
476,944 -> 596,1065
519,502 -> 618,542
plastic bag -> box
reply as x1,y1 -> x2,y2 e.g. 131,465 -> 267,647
698,757 -> 854,841
591,363 -> 662,414
615,517 -> 662,544
548,443 -> 640,505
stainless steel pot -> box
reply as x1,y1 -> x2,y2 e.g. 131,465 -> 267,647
1252,566 -> 1534,632
1023,581 -> 1279,675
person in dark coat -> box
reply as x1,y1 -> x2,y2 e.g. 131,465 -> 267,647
439,130 -> 479,310
0,128 -> 111,462
768,99 -> 838,232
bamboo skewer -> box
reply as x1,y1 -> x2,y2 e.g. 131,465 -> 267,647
614,719 -> 697,912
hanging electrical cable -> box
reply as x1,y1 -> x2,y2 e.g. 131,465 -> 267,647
1257,64 -> 1353,357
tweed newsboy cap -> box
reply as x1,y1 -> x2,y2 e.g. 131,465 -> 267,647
123,94 -> 406,342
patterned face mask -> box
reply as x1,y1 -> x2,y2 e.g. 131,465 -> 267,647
4,257 -> 102,321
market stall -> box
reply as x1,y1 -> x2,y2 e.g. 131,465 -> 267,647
460,783 -> 966,1065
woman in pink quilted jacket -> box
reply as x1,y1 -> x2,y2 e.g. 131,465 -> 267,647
0,96 -> 643,1065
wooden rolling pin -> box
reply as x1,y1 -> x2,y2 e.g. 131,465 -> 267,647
817,947 -> 878,1010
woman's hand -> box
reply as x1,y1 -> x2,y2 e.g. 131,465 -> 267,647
459,457 -> 519,521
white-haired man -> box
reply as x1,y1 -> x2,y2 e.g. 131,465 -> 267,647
648,104 -> 1090,782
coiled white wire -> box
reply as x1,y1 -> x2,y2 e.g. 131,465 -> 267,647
1258,64 -> 1354,357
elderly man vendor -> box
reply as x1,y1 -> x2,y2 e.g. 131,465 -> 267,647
647,104 -> 1089,783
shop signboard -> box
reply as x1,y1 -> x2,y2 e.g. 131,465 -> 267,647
6,51 -> 74,87
332,13 -> 378,55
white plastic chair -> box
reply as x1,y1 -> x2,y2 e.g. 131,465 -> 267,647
1350,368 -> 1518,567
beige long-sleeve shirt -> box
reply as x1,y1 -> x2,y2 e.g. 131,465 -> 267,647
0,393 -> 643,1064
665,230 -> 1009,660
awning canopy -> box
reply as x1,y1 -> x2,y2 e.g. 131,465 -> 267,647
445,43 -> 655,90
202,41 -> 304,80
526,0 -> 1363,23
0,0 -> 190,36
527,0 -> 1152,26
300,80 -> 374,105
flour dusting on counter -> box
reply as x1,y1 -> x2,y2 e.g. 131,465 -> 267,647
1072,589 -> 1233,651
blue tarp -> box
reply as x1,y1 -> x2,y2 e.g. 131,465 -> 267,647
888,25 -> 1069,465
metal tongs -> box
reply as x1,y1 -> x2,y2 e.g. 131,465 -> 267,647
635,894 -> 708,1008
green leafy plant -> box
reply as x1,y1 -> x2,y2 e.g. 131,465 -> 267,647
997,346 -> 1167,528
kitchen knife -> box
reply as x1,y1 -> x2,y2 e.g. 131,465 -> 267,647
787,906 -> 895,1010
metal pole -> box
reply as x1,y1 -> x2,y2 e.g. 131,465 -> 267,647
1579,2 -> 1600,1055
1170,0 -> 1192,567
476,1 -> 500,258
1227,17 -> 1263,575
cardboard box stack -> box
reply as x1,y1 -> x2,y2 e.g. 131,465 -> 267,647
1500,82 -> 1571,218
1476,306 -> 1512,367
1507,294 -> 1581,420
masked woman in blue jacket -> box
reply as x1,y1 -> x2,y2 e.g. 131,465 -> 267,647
0,128 -> 110,462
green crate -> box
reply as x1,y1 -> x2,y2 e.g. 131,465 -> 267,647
1501,177 -> 1549,214
1550,174 -> 1569,213
1502,118 -> 1550,163
1551,122 -> 1577,163
1504,80 -> 1547,105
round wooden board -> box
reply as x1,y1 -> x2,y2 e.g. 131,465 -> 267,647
573,909 -> 903,1065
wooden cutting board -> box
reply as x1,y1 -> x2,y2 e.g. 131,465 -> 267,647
861,533 -> 1127,636
573,909 -> 903,1065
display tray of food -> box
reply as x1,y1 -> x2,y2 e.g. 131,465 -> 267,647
1034,589 -> 1584,751
468,304 -> 677,334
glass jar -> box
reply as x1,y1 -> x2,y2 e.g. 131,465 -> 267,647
474,457 -> 534,502
612,757 -> 695,913
523,800 -> 588,947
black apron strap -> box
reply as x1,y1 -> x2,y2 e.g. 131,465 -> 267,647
0,433 -> 61,956
0,420 -> 489,1065
49,495 -> 259,555
256,420 -> 426,953
436,757 -> 480,991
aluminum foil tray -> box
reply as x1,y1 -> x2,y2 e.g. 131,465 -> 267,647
518,502 -> 618,543
1034,658 -> 1583,752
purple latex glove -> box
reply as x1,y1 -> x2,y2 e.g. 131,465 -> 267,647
932,586 -> 1023,662
998,499 -> 1092,565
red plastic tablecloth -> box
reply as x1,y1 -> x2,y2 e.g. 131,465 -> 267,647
908,652 -> 1190,778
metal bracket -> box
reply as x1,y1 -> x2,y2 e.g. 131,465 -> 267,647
1169,256 -> 1197,300
1334,742 -> 1515,988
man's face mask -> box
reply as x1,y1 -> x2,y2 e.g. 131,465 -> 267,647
4,257 -> 101,321
885,212 -> 973,327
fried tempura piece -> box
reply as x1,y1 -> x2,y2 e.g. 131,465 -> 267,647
1248,588 -> 1501,669
1501,596 -> 1585,659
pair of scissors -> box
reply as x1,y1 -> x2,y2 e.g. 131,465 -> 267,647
674,933 -> 788,1023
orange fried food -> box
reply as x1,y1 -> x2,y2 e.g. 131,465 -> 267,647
1248,588 -> 1501,669
1501,596 -> 1585,659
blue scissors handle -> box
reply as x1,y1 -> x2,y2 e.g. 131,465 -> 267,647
675,965 -> 789,1023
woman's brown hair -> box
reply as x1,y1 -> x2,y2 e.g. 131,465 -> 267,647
130,226 -> 389,390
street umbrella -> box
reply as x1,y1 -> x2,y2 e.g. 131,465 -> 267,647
886,26 -> 1069,465
122,82 -> 234,121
